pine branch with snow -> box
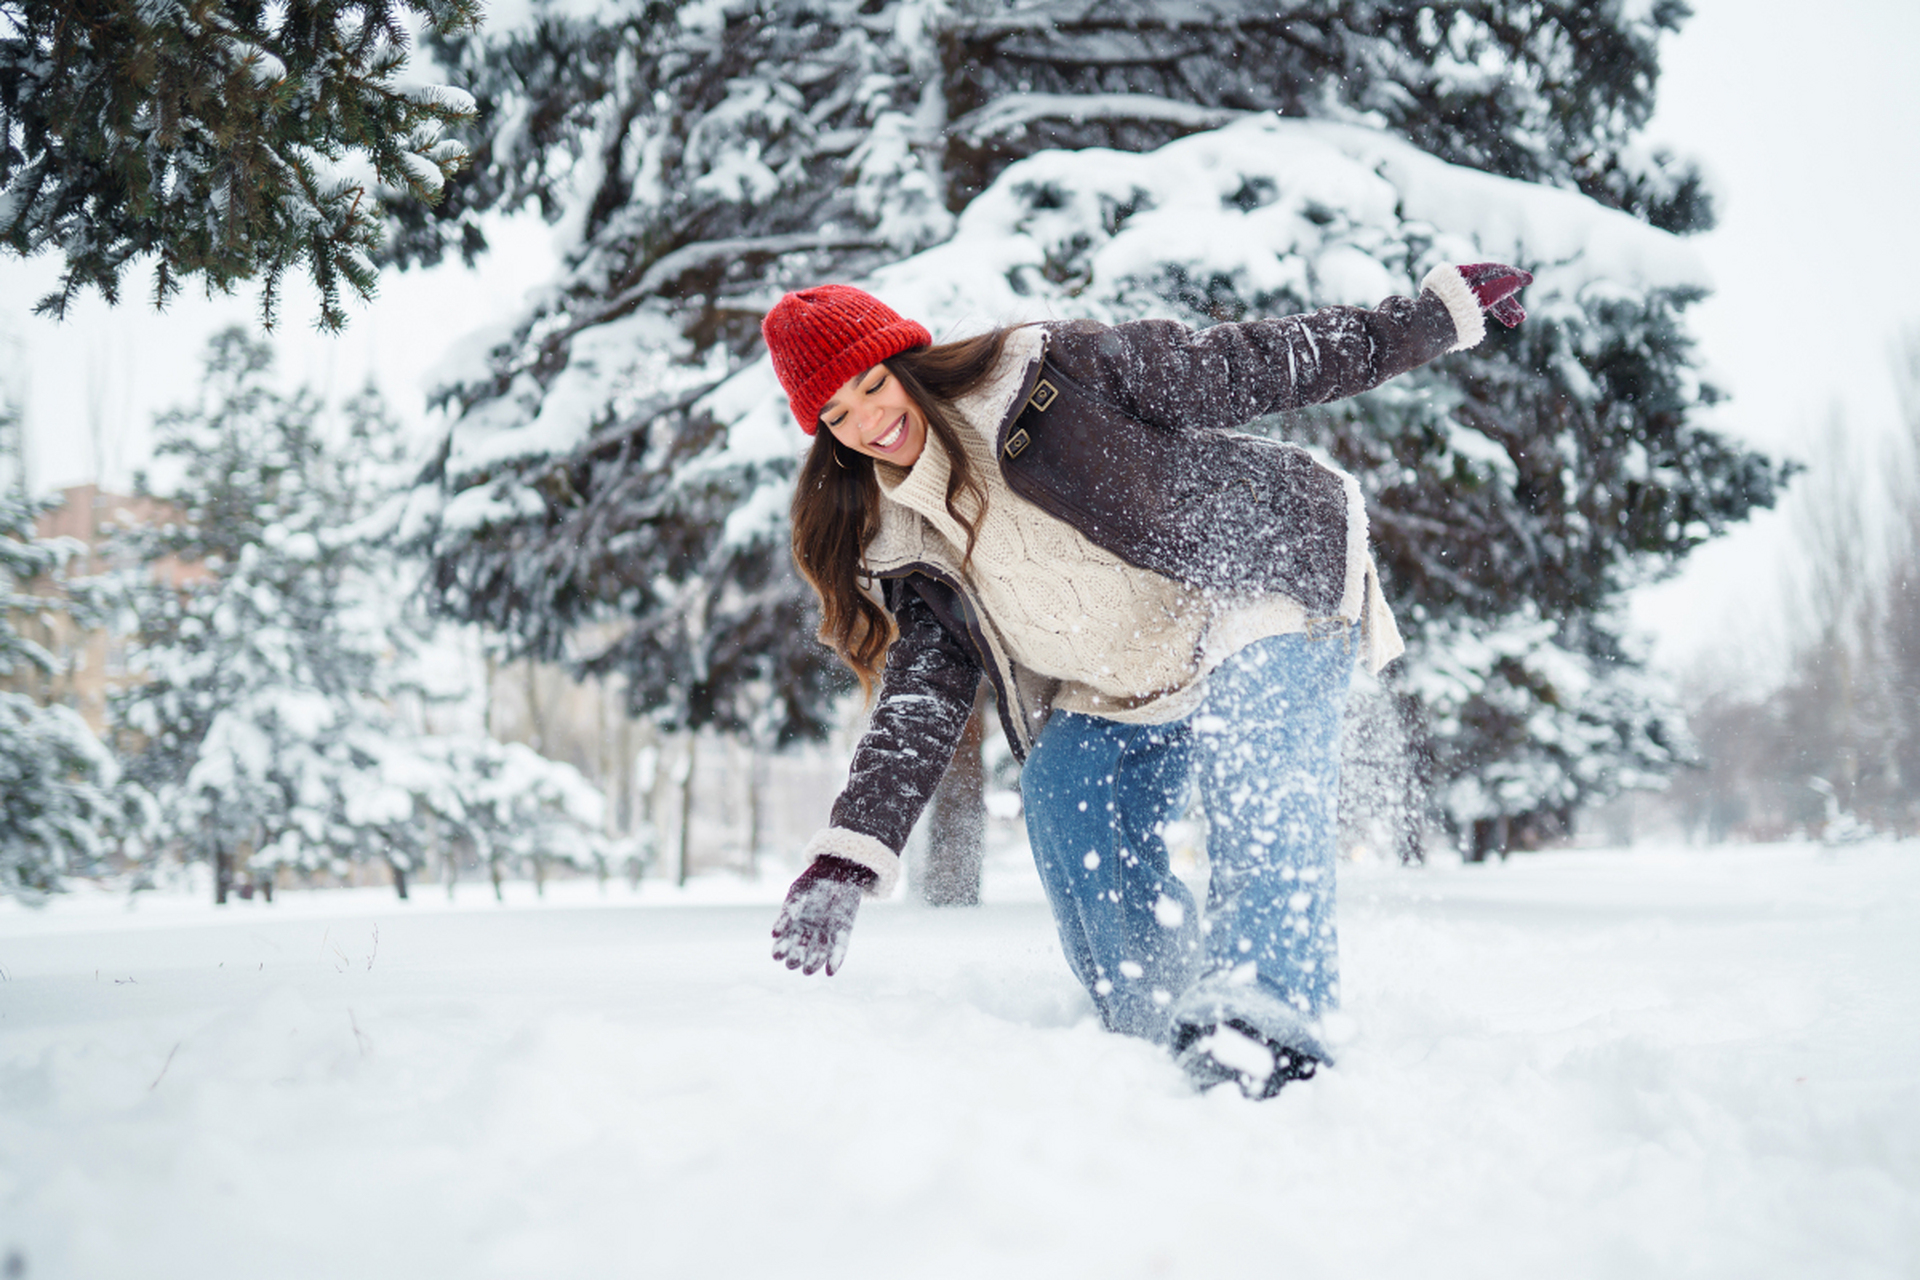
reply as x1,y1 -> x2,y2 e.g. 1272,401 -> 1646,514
0,0 -> 479,330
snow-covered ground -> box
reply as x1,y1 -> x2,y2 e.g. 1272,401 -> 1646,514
3,841 -> 1917,1279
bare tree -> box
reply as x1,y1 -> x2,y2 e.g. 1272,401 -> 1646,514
1675,336 -> 1920,840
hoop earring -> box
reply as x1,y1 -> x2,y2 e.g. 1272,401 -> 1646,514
832,445 -> 849,470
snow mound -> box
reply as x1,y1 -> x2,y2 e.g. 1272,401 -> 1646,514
3,842 -> 1915,1278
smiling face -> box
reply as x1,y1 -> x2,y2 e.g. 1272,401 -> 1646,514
820,363 -> 928,467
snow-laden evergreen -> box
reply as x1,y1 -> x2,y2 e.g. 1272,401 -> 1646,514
0,0 -> 479,328
402,0 -> 1780,854
830,117 -> 1752,850
411,733 -> 613,898
845,118 -> 1766,851
935,0 -> 1713,231
106,329 -> 605,900
422,110 -> 1781,851
402,0 -> 966,747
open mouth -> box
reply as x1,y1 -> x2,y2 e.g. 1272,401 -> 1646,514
871,415 -> 907,452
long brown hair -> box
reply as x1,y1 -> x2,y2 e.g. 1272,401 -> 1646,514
790,327 -> 1017,696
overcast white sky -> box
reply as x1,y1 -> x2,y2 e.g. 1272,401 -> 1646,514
0,212 -> 557,491
4,0 -> 1917,680
1631,0 -> 1920,680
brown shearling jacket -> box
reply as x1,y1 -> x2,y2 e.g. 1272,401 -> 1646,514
804,270 -> 1482,893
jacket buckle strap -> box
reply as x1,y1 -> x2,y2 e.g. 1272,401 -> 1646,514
1004,379 -> 1056,459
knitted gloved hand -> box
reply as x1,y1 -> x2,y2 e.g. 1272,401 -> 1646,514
771,854 -> 878,975
1458,262 -> 1534,328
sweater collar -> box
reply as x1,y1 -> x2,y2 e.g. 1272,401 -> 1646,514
876,428 -> 954,527
862,324 -> 1047,572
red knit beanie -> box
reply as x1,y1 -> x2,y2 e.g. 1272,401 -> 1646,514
761,285 -> 932,434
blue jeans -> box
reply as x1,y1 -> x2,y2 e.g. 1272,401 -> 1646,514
1019,630 -> 1352,1056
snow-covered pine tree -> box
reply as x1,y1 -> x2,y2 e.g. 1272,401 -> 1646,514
0,0 -> 478,329
401,0 -> 953,744
111,329 -> 606,900
419,734 -> 606,900
403,0 -> 1784,857
938,0 -> 1711,233
1,409 -> 123,900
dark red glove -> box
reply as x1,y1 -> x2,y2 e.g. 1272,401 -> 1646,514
1458,262 -> 1534,328
771,854 -> 878,975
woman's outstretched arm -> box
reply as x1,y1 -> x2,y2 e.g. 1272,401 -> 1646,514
1046,263 -> 1529,433
773,585 -> 981,973
820,586 -> 983,879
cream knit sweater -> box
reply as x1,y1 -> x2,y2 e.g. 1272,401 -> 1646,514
876,417 -> 1313,724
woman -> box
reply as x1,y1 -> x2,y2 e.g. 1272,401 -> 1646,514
764,263 -> 1531,1097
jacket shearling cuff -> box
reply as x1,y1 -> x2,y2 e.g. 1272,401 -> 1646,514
801,826 -> 900,899
1421,264 -> 1487,353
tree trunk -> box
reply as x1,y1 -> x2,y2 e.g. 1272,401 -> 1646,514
1397,821 -> 1426,867
677,735 -> 697,888
214,843 -> 232,905
484,651 -> 497,738
631,734 -> 664,890
1467,814 -> 1508,863
390,858 -> 410,901
916,686 -> 989,906
612,689 -> 635,835
525,657 -> 544,754
746,745 -> 768,877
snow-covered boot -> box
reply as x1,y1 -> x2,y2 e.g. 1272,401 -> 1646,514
1172,1018 -> 1320,1100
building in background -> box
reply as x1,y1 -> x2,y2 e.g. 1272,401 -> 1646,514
7,485 -> 205,733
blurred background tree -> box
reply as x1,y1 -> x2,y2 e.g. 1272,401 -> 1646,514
105,328 -> 606,901
1,396 -> 126,899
